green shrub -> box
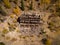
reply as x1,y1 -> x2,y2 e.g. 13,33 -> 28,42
51,34 -> 60,45
20,0 -> 25,11
41,38 -> 51,45
29,0 -> 33,10
48,16 -> 60,32
14,0 -> 18,4
0,42 -> 5,45
0,6 -> 8,16
2,29 -> 9,34
3,0 -> 11,8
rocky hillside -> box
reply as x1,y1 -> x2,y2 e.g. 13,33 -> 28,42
0,0 -> 60,45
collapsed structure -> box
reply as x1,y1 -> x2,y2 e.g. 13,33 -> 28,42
17,13 -> 44,36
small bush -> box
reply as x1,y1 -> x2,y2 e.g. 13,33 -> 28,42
0,42 -> 5,45
20,0 -> 25,11
0,6 -> 8,16
3,0 -> 11,8
13,0 -> 18,4
29,0 -> 33,10
41,38 -> 51,45
13,6 -> 20,15
48,16 -> 60,32
2,29 -> 9,34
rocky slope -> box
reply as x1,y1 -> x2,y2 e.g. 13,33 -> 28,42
0,0 -> 60,45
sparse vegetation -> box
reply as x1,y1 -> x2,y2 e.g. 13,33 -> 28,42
0,0 -> 60,45
51,34 -> 60,45
47,0 -> 60,32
